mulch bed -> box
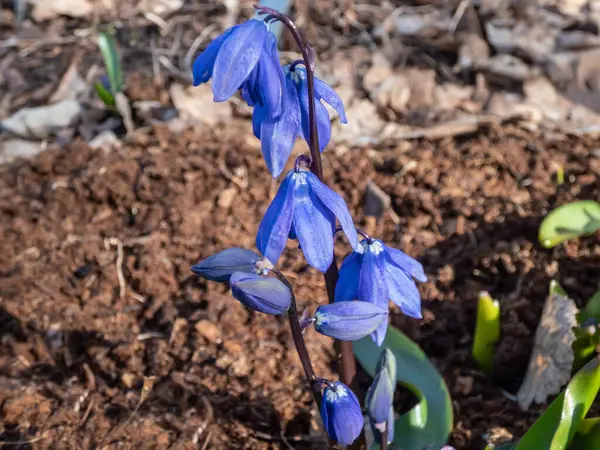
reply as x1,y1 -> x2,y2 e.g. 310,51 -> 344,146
1,121 -> 600,449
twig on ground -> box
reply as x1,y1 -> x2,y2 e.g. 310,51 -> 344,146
106,237 -> 126,299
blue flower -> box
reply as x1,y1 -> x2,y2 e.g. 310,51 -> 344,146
335,239 -> 427,345
256,169 -> 359,272
192,20 -> 285,119
366,349 -> 396,426
314,301 -> 388,341
371,407 -> 394,445
230,272 -> 291,315
321,381 -> 363,445
191,248 -> 262,282
252,64 -> 347,177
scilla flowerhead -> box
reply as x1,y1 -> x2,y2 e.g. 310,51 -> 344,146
366,349 -> 397,444
314,301 -> 388,341
191,247 -> 268,282
193,20 -> 285,119
321,380 -> 363,445
252,64 -> 347,177
335,238 -> 427,345
256,168 -> 359,272
229,272 -> 291,315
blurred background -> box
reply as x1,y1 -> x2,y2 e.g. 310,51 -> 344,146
1,0 -> 600,448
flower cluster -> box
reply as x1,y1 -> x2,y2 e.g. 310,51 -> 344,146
190,8 -> 426,447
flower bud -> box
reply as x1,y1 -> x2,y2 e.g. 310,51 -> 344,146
321,381 -> 363,445
229,272 -> 290,315
371,406 -> 394,445
366,348 -> 397,426
191,248 -> 260,282
314,301 -> 388,341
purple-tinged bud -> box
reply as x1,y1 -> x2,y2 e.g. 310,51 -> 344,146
191,248 -> 261,282
229,272 -> 290,315
371,406 -> 395,445
366,348 -> 397,427
321,381 -> 364,445
314,301 -> 388,341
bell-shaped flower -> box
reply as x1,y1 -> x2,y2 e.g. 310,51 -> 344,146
314,301 -> 388,341
191,248 -> 263,282
256,169 -> 359,272
252,64 -> 347,177
192,20 -> 285,119
229,272 -> 290,315
321,381 -> 363,445
335,239 -> 427,345
366,349 -> 397,426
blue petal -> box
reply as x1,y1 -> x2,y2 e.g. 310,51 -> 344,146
297,76 -> 332,152
254,33 -> 286,119
384,244 -> 427,282
385,263 -> 423,319
259,80 -> 300,177
315,301 -> 388,341
366,348 -> 396,423
213,20 -> 267,102
315,76 -> 348,123
230,272 -> 291,315
191,247 -> 259,282
252,106 -> 266,139
293,173 -> 335,272
256,171 -> 295,265
305,172 -> 359,252
321,382 -> 364,445
334,252 -> 361,302
192,27 -> 236,86
370,318 -> 388,347
359,243 -> 389,307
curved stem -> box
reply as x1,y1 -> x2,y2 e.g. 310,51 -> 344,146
381,429 -> 388,450
270,268 -> 323,407
256,7 -> 363,448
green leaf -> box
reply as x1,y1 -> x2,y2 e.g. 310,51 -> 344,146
579,289 -> 600,325
94,82 -> 116,107
538,200 -> 600,248
354,326 -> 453,450
98,31 -> 123,94
472,291 -> 501,373
515,358 -> 600,450
570,417 -> 600,450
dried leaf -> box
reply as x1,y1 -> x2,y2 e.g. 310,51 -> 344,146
517,288 -> 578,410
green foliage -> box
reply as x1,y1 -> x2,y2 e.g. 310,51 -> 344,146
94,82 -> 116,106
96,31 -> 124,108
353,325 -> 452,450
514,358 -> 600,450
570,418 -> 600,450
98,31 -> 124,94
538,200 -> 600,248
472,291 -> 501,373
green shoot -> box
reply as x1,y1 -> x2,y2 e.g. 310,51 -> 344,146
472,291 -> 501,373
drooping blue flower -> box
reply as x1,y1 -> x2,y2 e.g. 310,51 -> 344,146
256,169 -> 359,272
252,64 -> 347,177
230,272 -> 291,315
191,248 -> 263,282
335,239 -> 427,345
192,20 -> 285,119
366,349 -> 397,427
321,381 -> 364,445
314,301 -> 388,341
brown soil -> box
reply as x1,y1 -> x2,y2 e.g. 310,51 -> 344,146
1,121 -> 600,449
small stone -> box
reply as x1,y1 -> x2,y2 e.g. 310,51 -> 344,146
217,187 -> 237,209
195,320 -> 222,344
121,373 -> 137,389
455,375 -> 474,395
